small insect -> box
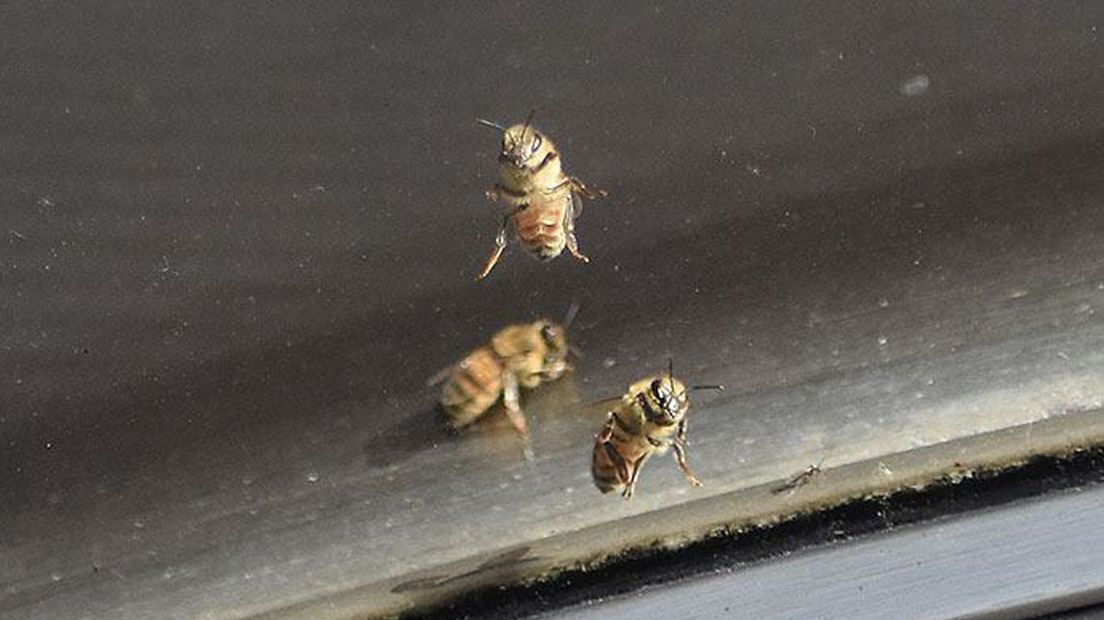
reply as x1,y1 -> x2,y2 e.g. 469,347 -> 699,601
592,361 -> 723,499
474,111 -> 607,280
771,461 -> 824,495
432,307 -> 579,457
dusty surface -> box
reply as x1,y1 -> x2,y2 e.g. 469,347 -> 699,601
550,449 -> 1104,620
271,410 -> 1104,618
2,2 -> 1103,619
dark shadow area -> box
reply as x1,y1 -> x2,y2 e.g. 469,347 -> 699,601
403,447 -> 1104,619
392,546 -> 542,595
362,406 -> 457,470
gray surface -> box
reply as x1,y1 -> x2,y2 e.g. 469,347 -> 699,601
552,484 -> 1104,620
2,2 -> 1104,619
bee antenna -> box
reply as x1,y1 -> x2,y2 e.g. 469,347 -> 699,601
678,382 -> 724,402
475,118 -> 508,132
568,344 -> 585,359
563,300 -> 581,330
521,108 -> 536,143
668,357 -> 676,398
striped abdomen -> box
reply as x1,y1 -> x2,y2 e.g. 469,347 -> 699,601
512,192 -> 569,261
439,346 -> 505,428
591,410 -> 648,493
591,437 -> 628,494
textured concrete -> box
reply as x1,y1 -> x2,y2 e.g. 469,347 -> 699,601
2,2 -> 1103,618
553,481 -> 1104,620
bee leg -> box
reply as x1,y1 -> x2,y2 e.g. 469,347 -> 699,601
502,372 -> 534,460
564,200 -> 590,264
477,244 -> 506,280
569,177 -> 609,200
672,441 -> 702,487
476,215 -> 511,280
622,453 -> 651,499
673,419 -> 702,487
621,467 -> 636,499
566,234 -> 589,263
596,414 -> 615,443
485,183 -> 502,202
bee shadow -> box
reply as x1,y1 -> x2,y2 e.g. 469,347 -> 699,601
391,544 -> 542,594
361,404 -> 532,469
360,404 -> 458,468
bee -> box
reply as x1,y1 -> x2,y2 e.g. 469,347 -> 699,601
474,111 -> 607,280
592,361 -> 723,498
431,307 -> 578,457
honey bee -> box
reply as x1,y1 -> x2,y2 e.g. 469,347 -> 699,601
431,308 -> 578,457
474,111 -> 607,280
592,362 -> 723,498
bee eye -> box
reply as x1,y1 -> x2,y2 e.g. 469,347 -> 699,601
531,134 -> 542,152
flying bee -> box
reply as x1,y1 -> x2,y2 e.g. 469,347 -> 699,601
431,306 -> 579,457
592,361 -> 724,498
474,111 -> 608,280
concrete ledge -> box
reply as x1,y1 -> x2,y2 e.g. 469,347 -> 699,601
275,408 -> 1104,618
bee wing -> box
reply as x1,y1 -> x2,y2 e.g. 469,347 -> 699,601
770,480 -> 796,495
425,364 -> 457,387
570,191 -> 584,219
584,395 -> 623,413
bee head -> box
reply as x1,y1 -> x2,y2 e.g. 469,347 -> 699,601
641,360 -> 724,425
645,373 -> 689,425
477,112 -> 546,169
534,319 -> 569,379
501,126 -> 542,169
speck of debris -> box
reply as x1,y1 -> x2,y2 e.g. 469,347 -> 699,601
899,74 -> 931,96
